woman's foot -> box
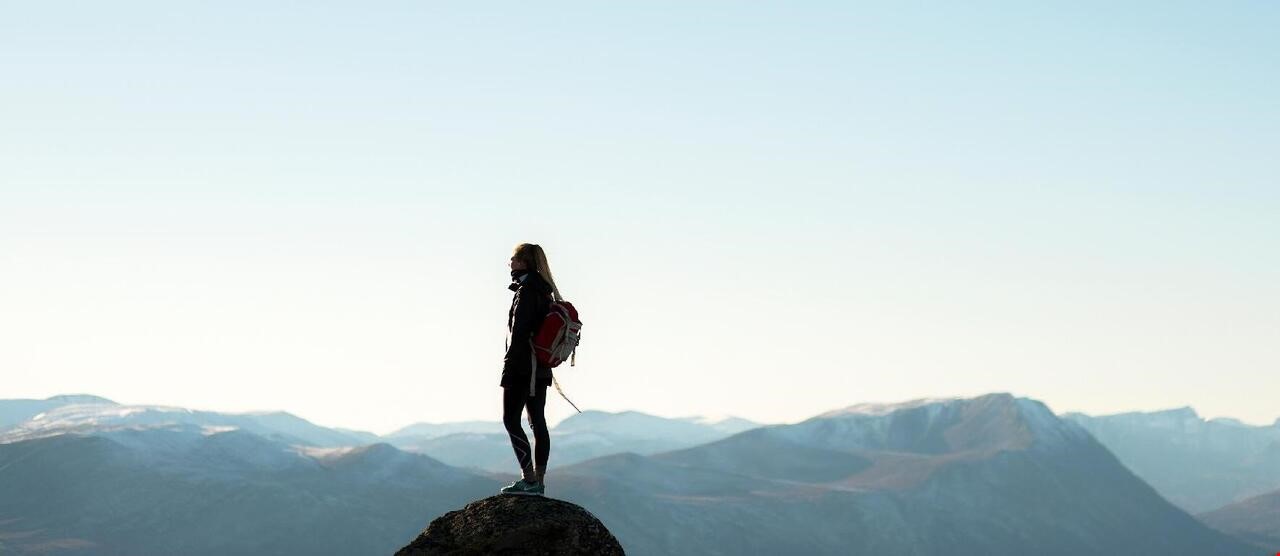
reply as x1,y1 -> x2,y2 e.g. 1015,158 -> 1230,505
499,479 -> 544,496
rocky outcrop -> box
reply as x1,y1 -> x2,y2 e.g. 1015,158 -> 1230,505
396,495 -> 624,555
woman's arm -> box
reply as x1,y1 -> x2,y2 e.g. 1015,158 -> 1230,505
503,286 -> 540,374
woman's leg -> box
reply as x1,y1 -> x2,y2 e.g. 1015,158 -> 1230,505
502,386 -> 535,480
526,383 -> 550,482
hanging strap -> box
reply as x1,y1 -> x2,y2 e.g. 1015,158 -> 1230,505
553,376 -> 581,413
528,339 -> 581,413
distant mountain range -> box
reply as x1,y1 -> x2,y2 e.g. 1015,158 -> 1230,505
547,394 -> 1257,555
383,409 -> 762,473
385,420 -> 507,438
1064,407 -> 1280,513
0,396 -> 758,474
0,393 -> 1270,555
0,395 -> 378,448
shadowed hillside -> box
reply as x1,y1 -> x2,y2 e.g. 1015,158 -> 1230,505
1200,488 -> 1280,551
0,430 -> 497,555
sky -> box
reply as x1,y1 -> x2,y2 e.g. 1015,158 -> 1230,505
2,2 -> 1277,434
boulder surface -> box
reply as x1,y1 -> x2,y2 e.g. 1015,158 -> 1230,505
396,495 -> 624,555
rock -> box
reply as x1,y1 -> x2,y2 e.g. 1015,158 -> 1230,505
396,495 -> 625,555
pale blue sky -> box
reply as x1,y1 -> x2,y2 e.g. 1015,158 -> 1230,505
2,2 -> 1277,433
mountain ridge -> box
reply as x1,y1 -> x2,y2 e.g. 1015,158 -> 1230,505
549,393 -> 1258,555
1064,407 -> 1280,513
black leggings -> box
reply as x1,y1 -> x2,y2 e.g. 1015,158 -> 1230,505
503,383 -> 549,478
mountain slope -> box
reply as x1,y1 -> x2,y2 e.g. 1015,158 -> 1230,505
675,415 -> 760,435
1200,488 -> 1280,550
0,428 -> 497,555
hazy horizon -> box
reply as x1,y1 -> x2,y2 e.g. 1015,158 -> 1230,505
8,389 -> 1276,437
3,2 -> 1277,433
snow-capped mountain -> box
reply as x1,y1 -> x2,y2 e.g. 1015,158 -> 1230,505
0,396 -> 375,448
0,394 -> 117,430
782,394 -> 1090,456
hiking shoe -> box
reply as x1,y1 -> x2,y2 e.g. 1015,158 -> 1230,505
499,479 -> 544,496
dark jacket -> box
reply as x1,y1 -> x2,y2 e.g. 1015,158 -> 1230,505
501,269 -> 554,390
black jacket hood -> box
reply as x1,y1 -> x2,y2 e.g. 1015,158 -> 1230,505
509,269 -> 553,296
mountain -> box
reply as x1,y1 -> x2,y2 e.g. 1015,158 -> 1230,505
676,414 -> 760,435
554,410 -> 740,441
0,394 -> 117,430
1063,407 -> 1280,512
547,393 -> 1260,555
385,409 -> 762,473
0,399 -> 376,448
1200,488 -> 1280,550
385,420 -> 506,439
332,427 -> 383,444
386,432 -> 517,473
0,426 -> 498,555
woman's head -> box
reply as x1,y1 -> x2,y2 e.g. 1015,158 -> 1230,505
509,243 -> 562,301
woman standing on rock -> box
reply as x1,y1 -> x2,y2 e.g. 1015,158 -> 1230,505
499,243 -> 560,496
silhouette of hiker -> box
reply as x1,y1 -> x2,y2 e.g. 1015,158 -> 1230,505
499,243 -> 562,496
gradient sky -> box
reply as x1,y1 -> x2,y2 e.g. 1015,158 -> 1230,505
2,2 -> 1277,434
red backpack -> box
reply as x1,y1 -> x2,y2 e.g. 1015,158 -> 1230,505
532,300 -> 582,368
532,300 -> 583,412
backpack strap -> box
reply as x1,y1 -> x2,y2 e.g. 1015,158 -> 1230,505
529,339 -> 581,413
553,376 -> 581,413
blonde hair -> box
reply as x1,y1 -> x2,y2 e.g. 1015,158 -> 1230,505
513,243 -> 563,302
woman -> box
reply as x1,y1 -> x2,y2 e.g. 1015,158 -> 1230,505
499,243 -> 562,496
